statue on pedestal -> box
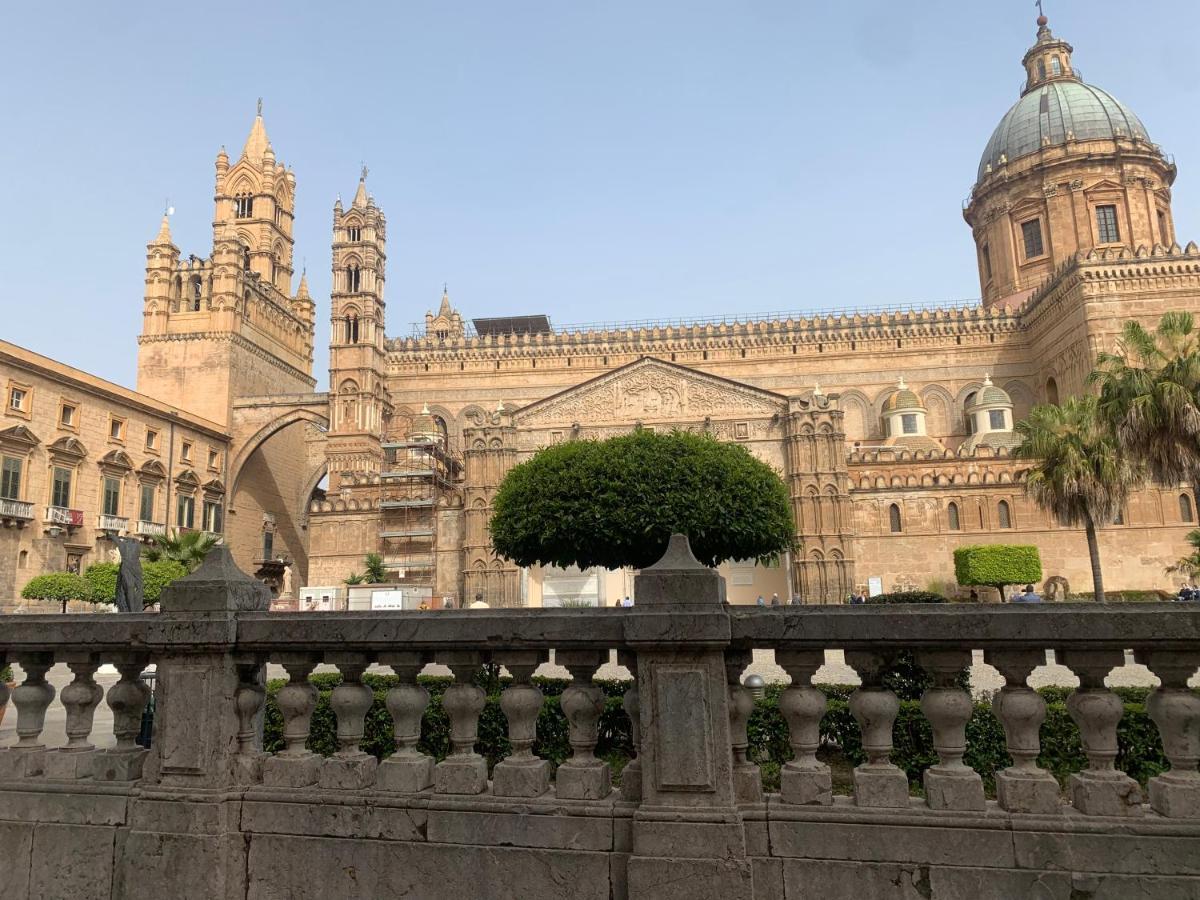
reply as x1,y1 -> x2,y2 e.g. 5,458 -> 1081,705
114,536 -> 144,613
281,564 -> 294,599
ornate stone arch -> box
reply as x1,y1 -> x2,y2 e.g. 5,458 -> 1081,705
837,389 -> 870,443
1002,379 -> 1035,424
920,384 -> 955,438
955,381 -> 986,433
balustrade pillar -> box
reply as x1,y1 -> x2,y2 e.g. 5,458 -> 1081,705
377,651 -> 434,793
777,649 -> 831,806
916,649 -> 984,811
232,656 -> 269,785
493,650 -> 550,798
983,649 -> 1060,814
45,652 -> 104,780
1136,649 -> 1200,818
0,654 -> 8,724
319,653 -> 378,789
262,653 -> 322,788
618,650 -> 642,803
1059,649 -> 1144,817
555,649 -> 612,800
846,650 -> 908,808
95,654 -> 151,782
0,652 -> 55,779
726,650 -> 762,804
434,651 -> 489,795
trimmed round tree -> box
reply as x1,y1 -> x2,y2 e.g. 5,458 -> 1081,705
490,429 -> 797,570
21,572 -> 94,614
953,545 -> 1043,600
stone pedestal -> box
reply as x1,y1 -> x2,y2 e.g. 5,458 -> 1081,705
44,748 -> 97,780
996,769 -> 1061,814
1069,770 -> 1144,817
493,757 -> 551,798
320,755 -> 378,790
1148,773 -> 1200,819
376,755 -> 435,794
233,751 -> 270,787
556,762 -> 611,800
924,766 -> 985,811
852,764 -> 909,808
0,748 -> 45,779
263,754 -> 321,788
95,748 -> 148,782
434,756 -> 488,795
781,765 -> 833,806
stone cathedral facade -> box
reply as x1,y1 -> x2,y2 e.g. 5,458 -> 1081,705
1,16 -> 1198,606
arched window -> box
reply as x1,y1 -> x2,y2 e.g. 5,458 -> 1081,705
1037,59 -> 1046,80
1051,56 -> 1062,75
346,265 -> 361,292
172,275 -> 182,300
964,392 -> 977,433
998,500 -> 1012,529
242,246 -> 252,272
888,504 -> 902,533
234,192 -> 254,219
348,226 -> 361,242
1181,493 -> 1195,523
947,502 -> 961,531
190,276 -> 202,311
1046,377 -> 1059,405
346,315 -> 360,344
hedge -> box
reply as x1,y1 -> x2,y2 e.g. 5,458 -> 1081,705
954,545 -> 1043,593
84,560 -> 189,607
262,675 -> 1170,794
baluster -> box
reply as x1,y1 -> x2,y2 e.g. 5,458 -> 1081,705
618,650 -> 642,803
1136,649 -> 1200,818
232,655 -> 269,785
726,650 -> 763,804
0,654 -> 8,726
0,652 -> 55,779
777,649 -> 831,806
319,653 -> 378,789
377,651 -> 434,793
434,651 -> 489,795
95,654 -> 151,782
493,650 -> 550,797
262,653 -> 321,788
45,652 -> 104,780
1059,649 -> 1144,817
846,650 -> 909,808
555,650 -> 612,800
917,649 -> 984,810
983,649 -> 1060,814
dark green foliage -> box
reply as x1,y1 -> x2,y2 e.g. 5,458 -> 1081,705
364,552 -> 387,584
261,674 -> 1173,796
864,591 -> 948,604
489,429 -> 797,570
20,572 -> 93,608
0,665 -> 12,683
954,545 -> 1043,592
84,560 -> 188,607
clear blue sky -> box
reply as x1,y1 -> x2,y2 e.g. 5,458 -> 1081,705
2,1 -> 1198,390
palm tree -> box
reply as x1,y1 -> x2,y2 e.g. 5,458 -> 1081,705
1166,529 -> 1200,582
1090,311 -> 1200,505
143,530 -> 220,572
364,552 -> 387,584
1014,396 -> 1139,603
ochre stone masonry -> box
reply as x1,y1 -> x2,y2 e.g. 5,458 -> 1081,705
2,17 -> 1199,605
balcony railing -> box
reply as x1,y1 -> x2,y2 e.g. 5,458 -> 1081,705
97,514 -> 129,533
0,498 -> 34,522
44,506 -> 83,527
134,520 -> 166,538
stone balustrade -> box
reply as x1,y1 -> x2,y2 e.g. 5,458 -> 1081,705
2,538 -> 1199,899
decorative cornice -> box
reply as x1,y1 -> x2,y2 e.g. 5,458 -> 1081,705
137,331 -> 316,388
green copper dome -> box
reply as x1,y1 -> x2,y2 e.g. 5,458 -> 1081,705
978,74 -> 1150,185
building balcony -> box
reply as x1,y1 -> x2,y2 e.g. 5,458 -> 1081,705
98,514 -> 130,534
44,506 -> 84,528
135,520 -> 167,538
0,498 -> 34,526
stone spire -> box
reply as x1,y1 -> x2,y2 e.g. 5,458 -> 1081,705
438,288 -> 453,318
151,213 -> 174,246
241,100 -> 271,162
352,168 -> 369,209
295,269 -> 311,300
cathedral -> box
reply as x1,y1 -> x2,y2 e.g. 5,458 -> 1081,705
2,16 -> 1197,608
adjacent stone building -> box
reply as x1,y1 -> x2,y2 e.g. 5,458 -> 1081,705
2,15 -> 1197,607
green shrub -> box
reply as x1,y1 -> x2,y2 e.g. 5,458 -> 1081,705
83,563 -> 119,605
84,559 -> 188,607
954,545 -> 1043,594
20,572 -> 93,611
862,590 -> 960,699
489,429 -> 797,570
0,665 -> 12,683
865,590 -> 947,604
1070,590 -> 1174,603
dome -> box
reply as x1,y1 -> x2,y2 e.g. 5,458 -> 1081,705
883,388 -> 922,413
977,79 -> 1150,184
967,379 -> 1012,409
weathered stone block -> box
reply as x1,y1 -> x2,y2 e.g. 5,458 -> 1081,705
28,822 -> 115,900
996,769 -> 1061,815
628,857 -> 753,900
375,755 -> 434,794
923,767 -> 985,811
426,808 -> 613,851
93,748 -> 148,783
0,822 -> 34,900
492,758 -> 550,798
852,764 -> 909,808
434,756 -> 488,795
780,765 -> 832,806
262,754 -> 321,789
233,751 -> 269,786
555,762 -> 612,800
319,755 -> 377,790
0,748 -> 45,779
1149,773 -> 1200,819
43,749 -> 96,780
733,765 -> 763,804
1069,770 -> 1144,817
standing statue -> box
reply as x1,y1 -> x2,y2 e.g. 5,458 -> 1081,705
281,564 -> 294,598
114,536 -> 144,613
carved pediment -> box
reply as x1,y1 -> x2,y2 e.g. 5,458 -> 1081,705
139,459 -> 167,480
99,449 -> 134,472
47,435 -> 87,462
0,424 -> 40,452
203,478 -> 226,495
513,357 -> 786,427
175,469 -> 200,489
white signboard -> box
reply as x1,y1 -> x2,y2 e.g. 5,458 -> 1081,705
371,591 -> 406,610
867,577 -> 883,598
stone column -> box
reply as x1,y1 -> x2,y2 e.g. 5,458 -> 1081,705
777,649 -> 832,806
0,652 -> 55,779
45,652 -> 104,780
376,651 -> 434,793
624,535 -> 752,900
319,652 -> 378,789
232,655 -> 269,786
726,650 -> 762,804
1059,649 -> 1144,817
556,649 -> 612,800
917,649 -> 984,811
984,649 -> 1060,814
618,649 -> 642,803
846,650 -> 909,808
434,651 -> 488,795
1136,649 -> 1200,818
262,653 -> 322,788
94,654 -> 151,782
492,650 -> 550,798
